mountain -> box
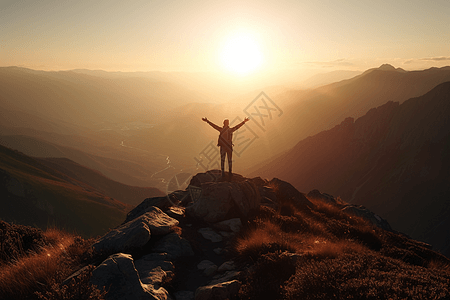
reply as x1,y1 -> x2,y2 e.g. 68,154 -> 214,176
126,64 -> 450,173
37,156 -> 164,206
250,81 -> 450,256
0,66 -> 209,127
0,134 -> 167,189
0,143 -> 162,237
299,69 -> 362,89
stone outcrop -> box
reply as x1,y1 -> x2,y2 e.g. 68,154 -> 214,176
194,280 -> 241,300
342,205 -> 392,231
92,207 -> 178,253
307,189 -> 337,204
87,171 -> 398,300
90,253 -> 171,300
186,179 -> 261,223
269,178 -> 315,211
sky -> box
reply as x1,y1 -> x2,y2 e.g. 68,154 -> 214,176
1,0 -> 450,76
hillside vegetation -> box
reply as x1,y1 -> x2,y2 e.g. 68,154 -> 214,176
0,144 -> 129,237
1,173 -> 449,299
251,81 -> 450,257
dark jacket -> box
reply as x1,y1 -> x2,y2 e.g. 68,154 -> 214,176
206,120 -> 246,151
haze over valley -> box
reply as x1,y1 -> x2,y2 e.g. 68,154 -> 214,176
2,1 -> 450,298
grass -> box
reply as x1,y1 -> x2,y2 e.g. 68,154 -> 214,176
0,225 -> 104,300
233,195 -> 450,299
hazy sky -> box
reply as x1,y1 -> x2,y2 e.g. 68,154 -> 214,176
1,0 -> 449,75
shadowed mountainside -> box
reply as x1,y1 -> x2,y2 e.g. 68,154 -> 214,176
2,171 -> 450,299
0,144 -> 163,237
250,81 -> 450,257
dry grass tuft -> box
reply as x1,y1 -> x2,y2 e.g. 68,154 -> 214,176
233,195 -> 450,299
0,226 -> 102,300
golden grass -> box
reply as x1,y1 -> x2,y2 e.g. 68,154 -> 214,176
0,228 -> 79,299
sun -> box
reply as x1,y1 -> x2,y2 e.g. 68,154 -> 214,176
220,33 -> 263,76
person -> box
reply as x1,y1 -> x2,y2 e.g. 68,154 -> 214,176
202,117 -> 250,179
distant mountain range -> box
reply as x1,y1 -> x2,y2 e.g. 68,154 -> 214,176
0,144 -> 163,237
250,81 -> 450,256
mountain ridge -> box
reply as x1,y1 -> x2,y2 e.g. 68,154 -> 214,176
250,81 -> 450,256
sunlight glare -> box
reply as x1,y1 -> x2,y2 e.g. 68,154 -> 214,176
220,33 -> 263,76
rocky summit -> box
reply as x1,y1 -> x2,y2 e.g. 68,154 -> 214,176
79,170 -> 440,300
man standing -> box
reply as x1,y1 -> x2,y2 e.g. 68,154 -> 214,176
202,117 -> 250,179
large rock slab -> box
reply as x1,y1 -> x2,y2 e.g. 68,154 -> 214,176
194,280 -> 241,300
269,178 -> 314,211
186,180 -> 261,223
93,207 -> 178,253
151,232 -> 194,260
135,253 -> 174,286
213,218 -> 242,233
125,196 -> 179,223
342,205 -> 392,231
90,253 -> 170,300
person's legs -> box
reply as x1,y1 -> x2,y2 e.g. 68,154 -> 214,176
220,147 -> 226,177
227,149 -> 233,175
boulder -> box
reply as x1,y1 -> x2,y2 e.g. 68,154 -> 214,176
342,205 -> 392,231
307,189 -> 337,204
198,228 -> 223,243
186,180 -> 261,223
93,208 -> 179,253
217,261 -> 235,273
213,218 -> 242,233
194,280 -> 241,300
135,253 -> 174,285
90,253 -> 170,300
125,197 -> 174,223
151,232 -> 194,260
269,178 -> 314,211
197,260 -> 218,276
93,216 -> 151,254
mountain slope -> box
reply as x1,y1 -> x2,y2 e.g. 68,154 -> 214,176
250,81 -> 450,256
37,157 -> 164,206
0,144 -> 132,237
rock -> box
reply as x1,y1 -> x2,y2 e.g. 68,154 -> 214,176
204,265 -> 218,277
197,260 -> 216,270
90,253 -> 170,300
219,231 -> 233,238
197,260 -> 218,277
166,206 -> 185,219
213,218 -> 242,233
125,197 -> 175,223
249,176 -> 267,187
210,271 -> 240,285
144,207 -> 179,235
194,280 -> 241,300
307,189 -> 337,204
135,254 -> 174,285
151,232 -> 194,260
186,178 -> 261,223
342,205 -> 392,231
93,208 -> 179,253
198,228 -> 223,243
217,261 -> 235,273
269,178 -> 314,211
189,170 -> 246,186
174,291 -> 194,300
260,186 -> 278,202
92,215 -> 151,253
213,248 -> 224,255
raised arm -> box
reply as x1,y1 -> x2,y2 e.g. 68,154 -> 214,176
231,117 -> 250,132
202,117 -> 222,131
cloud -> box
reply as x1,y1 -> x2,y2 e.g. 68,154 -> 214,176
303,59 -> 354,68
404,57 -> 450,64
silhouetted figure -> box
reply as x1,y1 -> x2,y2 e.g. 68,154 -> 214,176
202,117 -> 250,179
